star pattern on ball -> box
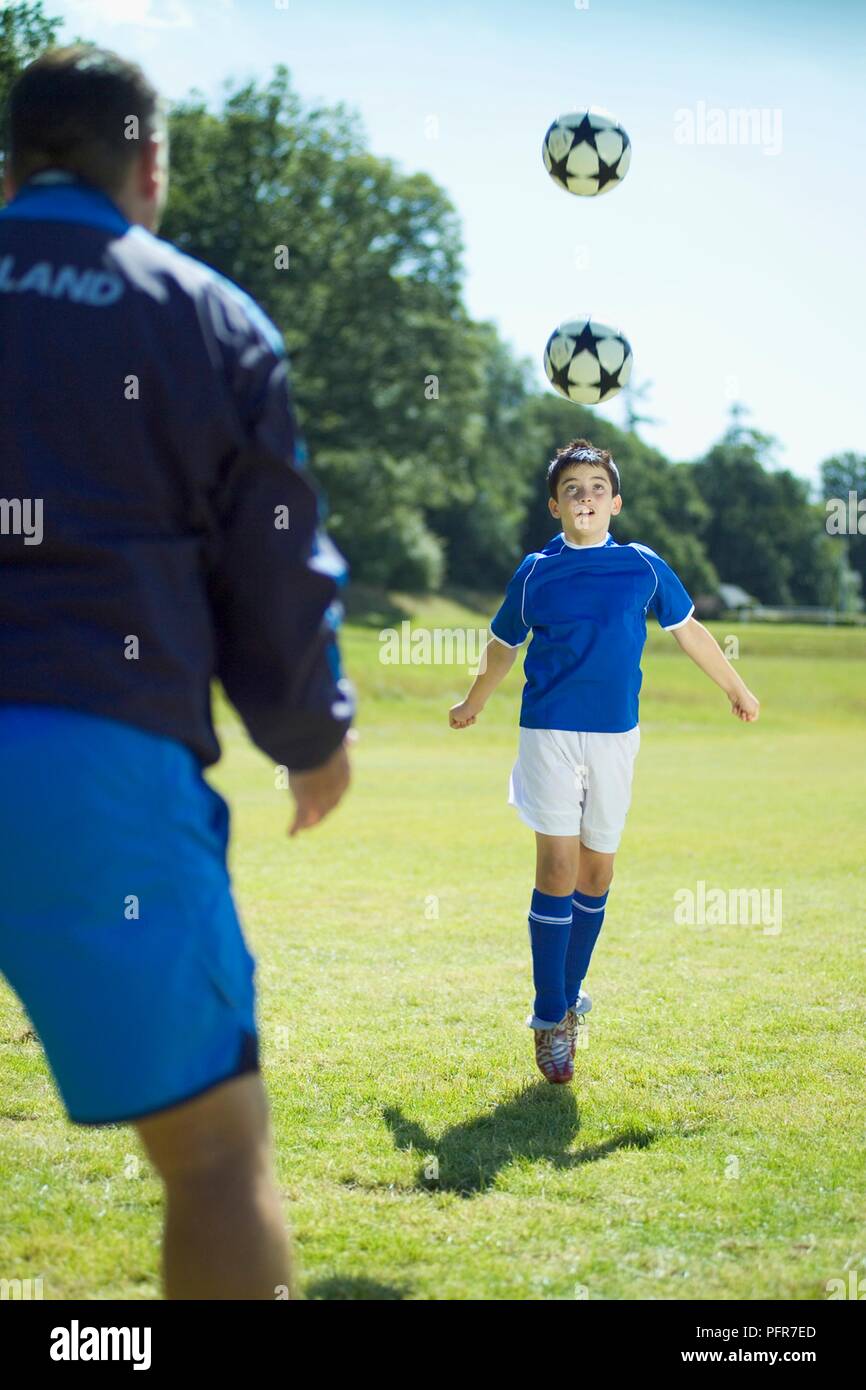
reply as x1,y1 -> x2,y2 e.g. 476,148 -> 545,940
595,144 -> 628,192
546,115 -> 598,190
570,113 -> 598,146
544,321 -> 633,406
545,342 -> 577,398
545,147 -> 574,192
543,113 -> 630,196
568,321 -> 607,364
597,363 -> 625,399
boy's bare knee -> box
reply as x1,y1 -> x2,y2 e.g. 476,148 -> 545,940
536,858 -> 575,896
535,835 -> 580,896
579,868 -> 613,895
539,874 -> 573,896
576,846 -> 614,896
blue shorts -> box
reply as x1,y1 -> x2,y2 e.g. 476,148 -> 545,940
0,705 -> 258,1125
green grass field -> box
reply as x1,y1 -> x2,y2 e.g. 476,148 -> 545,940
1,603 -> 865,1300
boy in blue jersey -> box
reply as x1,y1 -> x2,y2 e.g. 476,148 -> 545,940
449,438 -> 759,1083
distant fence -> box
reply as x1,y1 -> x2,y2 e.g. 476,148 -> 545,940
724,606 -> 866,627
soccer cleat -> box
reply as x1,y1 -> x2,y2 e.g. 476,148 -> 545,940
565,990 -> 592,1059
531,1016 -> 573,1084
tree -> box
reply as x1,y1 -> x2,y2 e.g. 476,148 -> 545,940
160,71 -> 485,587
820,452 -> 866,606
0,1 -> 63,189
428,323 -> 540,588
692,432 -> 843,606
620,376 -> 660,436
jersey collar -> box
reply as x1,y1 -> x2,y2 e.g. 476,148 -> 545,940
0,172 -> 130,235
561,531 -> 612,550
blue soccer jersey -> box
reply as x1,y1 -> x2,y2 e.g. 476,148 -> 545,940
490,531 -> 694,733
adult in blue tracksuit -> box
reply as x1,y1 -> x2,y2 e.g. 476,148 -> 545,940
0,47 -> 354,1299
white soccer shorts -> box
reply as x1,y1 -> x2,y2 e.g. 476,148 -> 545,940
507,726 -> 641,851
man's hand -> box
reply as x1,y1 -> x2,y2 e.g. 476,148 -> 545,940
729,687 -> 760,722
288,736 -> 352,836
449,698 -> 481,729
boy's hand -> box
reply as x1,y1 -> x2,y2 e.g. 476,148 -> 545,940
729,687 -> 760,722
288,735 -> 353,836
448,636 -> 517,729
449,699 -> 481,729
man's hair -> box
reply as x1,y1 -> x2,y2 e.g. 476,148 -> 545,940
547,437 -> 621,499
6,46 -> 162,195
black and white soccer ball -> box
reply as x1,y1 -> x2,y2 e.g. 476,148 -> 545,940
543,318 -> 633,405
542,108 -> 631,197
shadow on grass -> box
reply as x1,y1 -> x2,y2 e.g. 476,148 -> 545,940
377,1085 -> 658,1196
306,1275 -> 409,1301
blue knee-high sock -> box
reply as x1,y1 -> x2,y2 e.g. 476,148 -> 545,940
564,889 -> 609,1009
528,888 -> 573,1026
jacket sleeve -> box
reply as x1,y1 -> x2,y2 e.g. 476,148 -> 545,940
204,285 -> 354,772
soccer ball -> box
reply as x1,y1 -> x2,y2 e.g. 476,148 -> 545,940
542,108 -> 632,196
543,317 -> 633,405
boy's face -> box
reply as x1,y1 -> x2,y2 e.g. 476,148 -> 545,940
549,464 -> 622,544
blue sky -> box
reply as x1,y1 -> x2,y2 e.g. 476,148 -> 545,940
37,0 -> 866,485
